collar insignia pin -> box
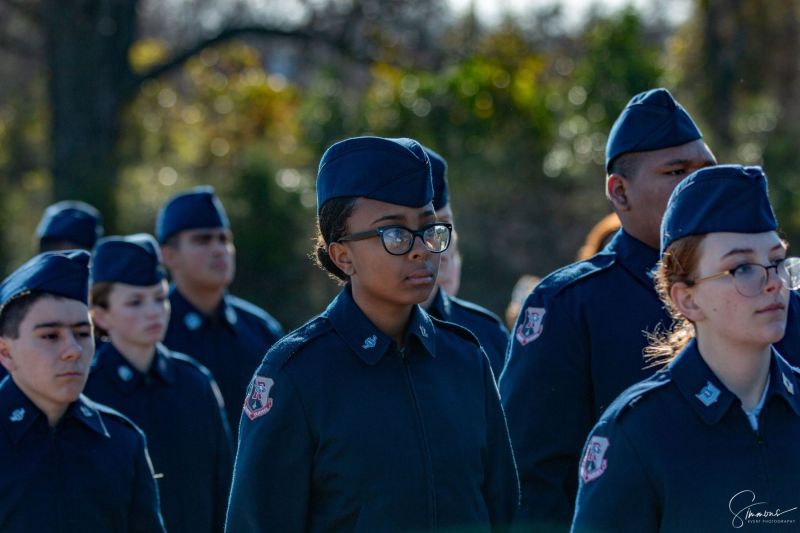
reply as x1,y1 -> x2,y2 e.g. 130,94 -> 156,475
80,405 -> 93,417
118,365 -> 133,382
362,335 -> 377,350
9,408 -> 24,423
696,381 -> 721,407
184,312 -> 202,331
419,325 -> 428,338
225,306 -> 238,325
783,373 -> 795,395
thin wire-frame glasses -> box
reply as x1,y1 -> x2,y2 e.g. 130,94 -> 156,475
692,257 -> 800,297
337,223 -> 452,256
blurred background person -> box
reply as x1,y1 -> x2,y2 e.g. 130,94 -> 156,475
35,200 -> 104,253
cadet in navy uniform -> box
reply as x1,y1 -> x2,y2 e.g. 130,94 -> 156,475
420,147 -> 510,378
84,234 -> 233,533
499,88 -> 718,531
156,186 -> 284,439
36,200 -> 104,252
226,136 -> 519,532
0,250 -> 165,532
572,165 -> 800,532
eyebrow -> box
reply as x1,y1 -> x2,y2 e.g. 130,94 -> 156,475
722,243 -> 786,259
659,158 -> 716,167
33,321 -> 92,330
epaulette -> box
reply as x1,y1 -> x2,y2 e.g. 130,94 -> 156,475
82,395 -> 144,435
428,314 -> 482,348
602,370 -> 672,423
447,295 -> 505,327
533,252 -> 617,301
168,349 -> 213,376
262,315 -> 333,368
227,294 -> 283,333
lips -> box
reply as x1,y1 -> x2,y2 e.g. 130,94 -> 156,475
406,269 -> 435,284
756,302 -> 786,314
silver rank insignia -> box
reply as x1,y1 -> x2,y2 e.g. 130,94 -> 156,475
783,373 -> 795,395
184,312 -> 202,331
225,306 -> 238,325
9,408 -> 24,422
696,381 -> 721,406
118,365 -> 133,382
80,405 -> 93,417
362,335 -> 377,350
419,325 -> 428,338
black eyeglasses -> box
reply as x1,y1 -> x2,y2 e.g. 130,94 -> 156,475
337,223 -> 453,256
692,257 -> 800,297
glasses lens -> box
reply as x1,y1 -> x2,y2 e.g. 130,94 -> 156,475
731,264 -> 765,297
423,224 -> 451,253
782,257 -> 800,290
381,227 -> 413,255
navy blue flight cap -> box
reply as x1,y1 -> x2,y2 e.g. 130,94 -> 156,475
606,88 -> 703,172
316,136 -> 432,214
156,186 -> 230,244
36,200 -> 104,249
0,250 -> 91,311
661,165 -> 777,254
91,234 -> 166,287
423,147 -> 449,211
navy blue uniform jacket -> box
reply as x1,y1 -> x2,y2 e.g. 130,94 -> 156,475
226,287 -> 520,532
162,286 -> 284,440
499,230 -> 800,531
0,377 -> 165,532
85,342 -> 233,533
572,341 -> 800,532
427,286 -> 509,378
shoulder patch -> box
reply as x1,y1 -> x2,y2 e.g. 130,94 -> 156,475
243,375 -> 275,420
580,435 -> 610,483
516,306 -> 545,345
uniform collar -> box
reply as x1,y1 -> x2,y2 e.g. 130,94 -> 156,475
170,285 -> 238,331
607,229 -> 661,291
0,377 -> 109,444
426,286 -> 451,321
325,286 -> 437,365
94,342 -> 176,394
671,340 -> 800,425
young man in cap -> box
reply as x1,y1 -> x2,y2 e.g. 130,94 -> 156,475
35,200 -> 104,252
420,147 -> 509,378
500,88 -> 717,531
0,250 -> 165,531
156,186 -> 284,439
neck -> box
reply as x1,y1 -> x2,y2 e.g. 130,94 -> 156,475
618,223 -> 658,251
350,284 -> 414,347
109,336 -> 157,374
174,279 -> 224,315
420,285 -> 440,311
695,332 -> 771,411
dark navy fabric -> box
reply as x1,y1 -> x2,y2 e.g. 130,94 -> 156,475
316,136 -> 433,213
162,286 -> 283,440
661,165 -> 777,254
572,341 -> 800,532
0,250 -> 90,309
84,342 -> 233,533
427,286 -> 508,379
499,229 -> 800,532
91,234 -> 167,286
0,376 -> 165,532
605,88 -> 702,172
155,186 -> 230,243
423,146 -> 449,211
36,200 -> 103,249
226,286 -> 519,532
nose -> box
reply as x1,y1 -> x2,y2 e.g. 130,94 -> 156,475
764,265 -> 782,293
408,234 -> 431,261
61,331 -> 88,361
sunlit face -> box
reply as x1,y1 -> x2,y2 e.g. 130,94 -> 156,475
689,231 -> 788,348
92,280 -> 170,351
333,198 -> 441,310
434,204 -> 461,297
163,228 -> 235,291
0,297 -> 94,421
619,139 -> 716,249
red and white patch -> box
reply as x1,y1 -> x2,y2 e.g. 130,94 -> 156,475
515,307 -> 546,346
243,376 -> 275,420
580,436 -> 610,483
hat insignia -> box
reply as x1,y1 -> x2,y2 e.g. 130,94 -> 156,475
696,381 -> 721,406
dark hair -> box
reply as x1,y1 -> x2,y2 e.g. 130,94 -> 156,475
0,291 -> 55,339
644,234 -> 706,366
39,238 -> 87,253
89,282 -> 114,338
313,197 -> 358,283
608,151 -> 643,179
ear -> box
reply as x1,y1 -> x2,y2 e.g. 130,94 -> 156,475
606,174 -> 630,212
0,337 -> 15,374
670,281 -> 705,322
161,244 -> 179,271
328,241 -> 356,277
90,306 -> 112,332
